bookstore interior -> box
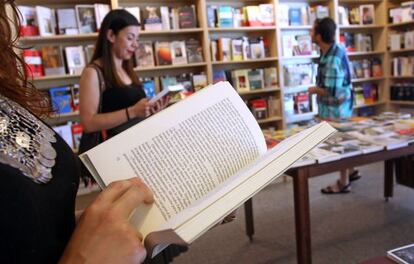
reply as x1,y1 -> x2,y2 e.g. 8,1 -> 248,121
9,0 -> 414,263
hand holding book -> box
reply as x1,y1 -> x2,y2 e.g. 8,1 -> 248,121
80,81 -> 336,258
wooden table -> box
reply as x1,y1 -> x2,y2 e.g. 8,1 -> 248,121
244,144 -> 414,264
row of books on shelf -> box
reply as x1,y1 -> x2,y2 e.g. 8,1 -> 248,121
126,5 -> 197,31
337,5 -> 376,26
389,30 -> 414,51
210,37 -> 268,62
245,96 -> 280,120
390,83 -> 414,101
350,58 -> 383,79
158,73 -> 207,100
23,45 -> 93,77
207,4 -> 274,28
340,32 -> 373,53
136,39 -> 203,68
389,2 -> 414,24
212,67 -> 277,92
278,4 -> 329,27
283,62 -> 318,88
18,4 -> 110,36
48,72 -> 208,115
282,34 -> 319,57
354,83 -> 379,107
391,56 -> 414,77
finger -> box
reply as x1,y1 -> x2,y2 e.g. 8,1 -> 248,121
94,180 -> 134,205
113,178 -> 154,218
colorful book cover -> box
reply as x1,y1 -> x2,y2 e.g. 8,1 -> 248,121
171,41 -> 188,65
142,79 -> 156,98
186,39 -> 203,63
18,6 -> 39,36
23,49 -> 44,77
289,7 -> 302,26
41,46 -> 66,76
49,86 -> 72,114
178,5 -> 197,29
155,42 -> 172,65
248,69 -> 264,90
75,5 -> 97,33
218,6 -> 233,28
135,41 -> 155,68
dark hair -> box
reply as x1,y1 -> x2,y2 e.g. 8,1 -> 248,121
0,2 -> 51,116
314,17 -> 337,44
91,9 -> 140,88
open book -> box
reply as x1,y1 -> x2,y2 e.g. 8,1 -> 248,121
80,81 -> 336,258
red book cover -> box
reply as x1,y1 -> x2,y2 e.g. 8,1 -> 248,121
71,123 -> 84,151
23,49 -> 44,77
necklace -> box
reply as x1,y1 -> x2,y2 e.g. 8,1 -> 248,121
0,95 -> 57,183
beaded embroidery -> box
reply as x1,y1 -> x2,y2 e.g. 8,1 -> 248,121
0,96 -> 57,183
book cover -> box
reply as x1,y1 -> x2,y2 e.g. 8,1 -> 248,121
142,79 -> 156,98
213,70 -> 227,84
231,69 -> 250,92
294,92 -> 311,114
171,41 -> 188,65
155,42 -> 172,66
259,4 -> 274,26
71,84 -> 80,111
278,4 -> 289,27
56,8 -> 78,35
94,4 -> 110,31
296,35 -> 312,55
76,5 -> 97,33
35,6 -> 56,36
210,40 -> 218,62
349,7 -> 360,24
218,6 -> 233,28
18,6 -> 39,36
185,39 -> 203,63
178,5 -> 197,29
160,6 -> 170,30
49,86 -> 72,114
71,123 -> 83,151
207,5 -> 217,28
192,73 -> 207,91
143,6 -> 162,31
247,69 -> 264,90
231,39 -> 243,61
23,49 -> 44,77
249,38 -> 265,59
289,7 -> 302,26
245,6 -> 261,27
53,124 -> 74,149
124,7 -> 141,24
282,35 -> 296,57
64,46 -> 86,75
135,41 -> 155,68
264,67 -> 278,88
267,96 -> 281,117
41,46 -> 66,76
218,38 -> 231,61
249,98 -> 268,119
360,4 -> 375,25
176,73 -> 194,98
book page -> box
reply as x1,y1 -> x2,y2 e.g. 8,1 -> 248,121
81,82 -> 266,235
171,122 -> 336,243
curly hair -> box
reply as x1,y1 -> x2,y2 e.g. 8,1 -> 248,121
0,2 -> 51,116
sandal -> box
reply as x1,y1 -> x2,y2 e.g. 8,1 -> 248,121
321,180 -> 351,194
349,170 -> 361,182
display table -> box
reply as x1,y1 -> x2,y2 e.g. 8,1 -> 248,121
244,144 -> 414,264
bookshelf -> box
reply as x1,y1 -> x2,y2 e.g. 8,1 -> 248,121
337,0 -> 387,115
14,0 -> 414,132
386,0 -> 414,111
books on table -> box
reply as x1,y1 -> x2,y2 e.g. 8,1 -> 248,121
79,81 -> 336,258
387,243 -> 414,264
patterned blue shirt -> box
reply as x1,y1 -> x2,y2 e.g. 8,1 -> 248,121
316,43 -> 353,119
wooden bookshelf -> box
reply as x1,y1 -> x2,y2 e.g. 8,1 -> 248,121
14,0 -> 409,127
353,101 -> 386,109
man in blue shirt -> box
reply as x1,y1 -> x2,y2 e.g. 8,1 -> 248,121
309,17 -> 359,194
